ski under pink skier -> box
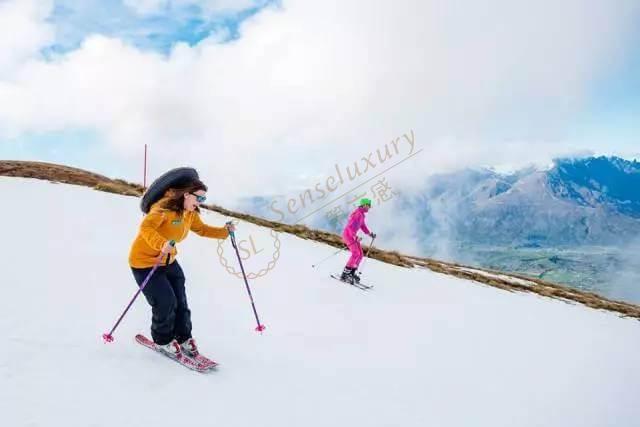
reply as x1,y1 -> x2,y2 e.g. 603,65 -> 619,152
340,198 -> 376,284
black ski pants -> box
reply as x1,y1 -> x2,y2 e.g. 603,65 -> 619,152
131,261 -> 192,345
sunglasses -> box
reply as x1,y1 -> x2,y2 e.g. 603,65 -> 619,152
189,193 -> 207,203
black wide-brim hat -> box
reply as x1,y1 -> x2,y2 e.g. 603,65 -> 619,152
140,167 -> 200,213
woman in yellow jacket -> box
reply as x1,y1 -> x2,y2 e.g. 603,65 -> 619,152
128,178 -> 234,357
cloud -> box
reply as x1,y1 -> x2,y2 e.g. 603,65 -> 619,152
1,0 -> 639,207
608,237 -> 640,304
0,0 -> 54,75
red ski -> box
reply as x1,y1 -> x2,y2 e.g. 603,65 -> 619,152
189,352 -> 219,370
135,334 -> 210,373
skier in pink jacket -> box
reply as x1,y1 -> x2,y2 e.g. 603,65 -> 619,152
341,198 -> 376,283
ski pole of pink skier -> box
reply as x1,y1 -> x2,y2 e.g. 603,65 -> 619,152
228,222 -> 266,332
102,242 -> 174,343
358,235 -> 376,274
312,247 -> 344,268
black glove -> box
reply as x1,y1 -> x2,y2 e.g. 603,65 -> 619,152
369,232 -> 377,239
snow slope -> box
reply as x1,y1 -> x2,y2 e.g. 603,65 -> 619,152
1,177 -> 639,427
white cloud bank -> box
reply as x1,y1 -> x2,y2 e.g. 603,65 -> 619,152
0,0 -> 639,202
0,0 -> 54,75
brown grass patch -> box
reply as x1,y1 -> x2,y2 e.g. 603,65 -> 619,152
94,181 -> 143,196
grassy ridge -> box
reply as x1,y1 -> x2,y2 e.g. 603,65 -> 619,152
2,159 -> 639,320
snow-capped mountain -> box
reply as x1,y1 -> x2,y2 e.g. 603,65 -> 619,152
548,156 -> 640,218
409,156 -> 640,247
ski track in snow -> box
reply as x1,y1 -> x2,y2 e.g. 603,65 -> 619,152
1,177 -> 639,427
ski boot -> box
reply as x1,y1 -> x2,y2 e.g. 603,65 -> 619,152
156,339 -> 182,358
179,337 -> 199,357
352,270 -> 362,283
340,266 -> 359,284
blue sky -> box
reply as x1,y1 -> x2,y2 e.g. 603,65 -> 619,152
43,0 -> 277,56
568,26 -> 640,157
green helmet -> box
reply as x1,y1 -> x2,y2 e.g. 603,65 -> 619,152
359,198 -> 372,207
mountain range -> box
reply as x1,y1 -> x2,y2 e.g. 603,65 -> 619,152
409,156 -> 640,248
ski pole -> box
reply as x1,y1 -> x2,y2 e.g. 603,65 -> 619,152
227,222 -> 266,333
102,241 -> 175,343
358,235 -> 376,275
311,246 -> 344,268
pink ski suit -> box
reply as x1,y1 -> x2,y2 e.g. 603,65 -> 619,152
342,206 -> 372,269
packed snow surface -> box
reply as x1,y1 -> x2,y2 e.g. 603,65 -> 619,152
1,177 -> 639,427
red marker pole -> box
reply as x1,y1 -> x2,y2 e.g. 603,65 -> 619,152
143,144 -> 148,191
